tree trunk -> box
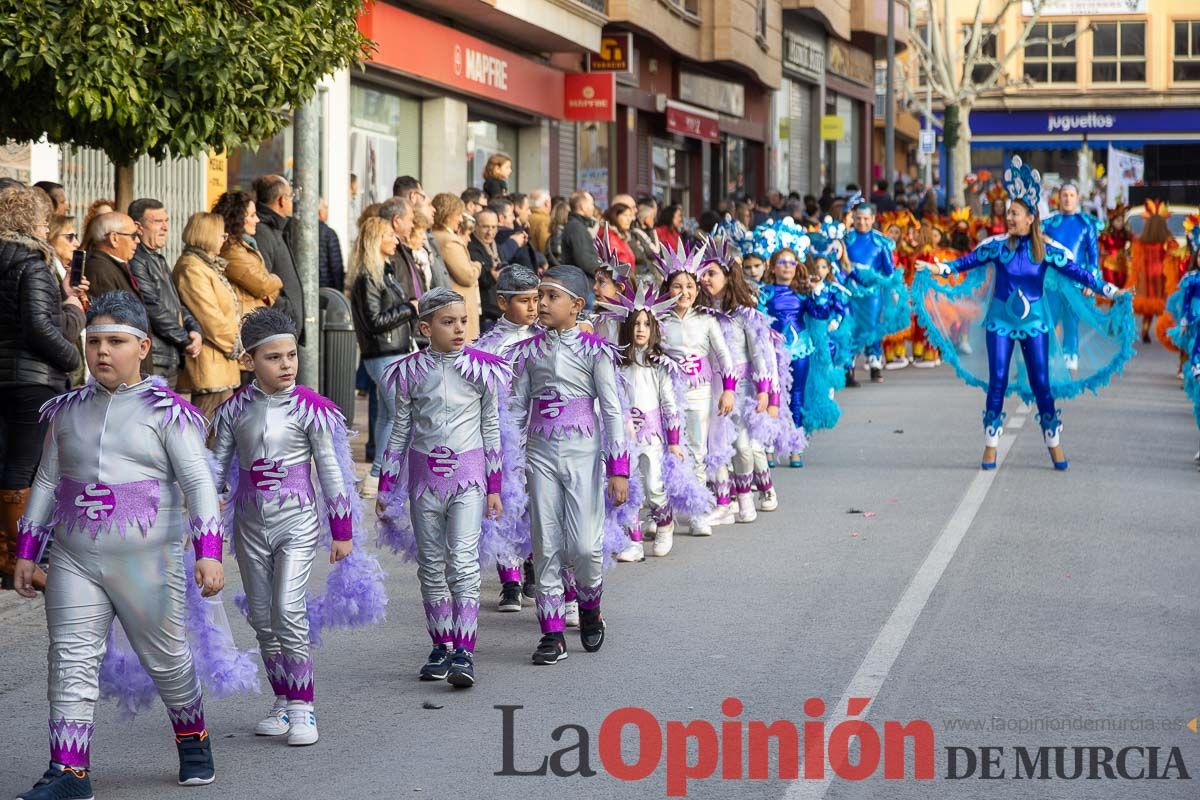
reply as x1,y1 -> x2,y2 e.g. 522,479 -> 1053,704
950,105 -> 973,209
114,163 -> 135,214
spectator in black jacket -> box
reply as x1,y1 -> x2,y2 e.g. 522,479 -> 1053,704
318,197 -> 345,290
469,208 -> 502,329
252,174 -> 305,340
560,190 -> 601,277
0,185 -> 86,588
128,198 -> 202,388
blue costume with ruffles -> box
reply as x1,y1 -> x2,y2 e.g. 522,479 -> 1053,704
1041,210 -> 1103,362
759,282 -> 845,432
844,228 -> 911,359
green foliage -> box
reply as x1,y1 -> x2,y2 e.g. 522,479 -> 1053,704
0,0 -> 372,165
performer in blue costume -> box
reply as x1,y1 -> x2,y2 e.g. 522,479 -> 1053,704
1167,226 -> 1200,461
844,202 -> 911,384
914,156 -> 1136,471
1041,182 -> 1104,372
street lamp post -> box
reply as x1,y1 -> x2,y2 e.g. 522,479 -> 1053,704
885,0 -> 896,189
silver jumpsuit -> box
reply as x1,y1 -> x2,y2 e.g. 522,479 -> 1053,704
380,347 -> 506,652
508,328 -> 630,633
721,307 -> 777,499
621,348 -> 682,533
16,378 -> 222,769
659,308 -> 736,497
211,383 -> 356,704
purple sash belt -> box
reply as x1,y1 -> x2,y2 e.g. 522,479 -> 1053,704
679,353 -> 714,389
408,446 -> 486,500
528,390 -> 596,439
630,406 -> 663,445
54,476 -> 160,538
236,459 -> 315,508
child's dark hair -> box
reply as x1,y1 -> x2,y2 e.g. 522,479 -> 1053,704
698,260 -> 757,312
240,307 -> 297,353
618,309 -> 666,367
799,256 -> 831,294
86,290 -> 149,331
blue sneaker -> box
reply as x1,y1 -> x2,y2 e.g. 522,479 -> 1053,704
419,644 -> 453,681
18,764 -> 93,800
176,732 -> 215,786
446,649 -> 476,688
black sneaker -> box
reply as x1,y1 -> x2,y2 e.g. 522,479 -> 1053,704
176,731 -> 215,786
419,644 -> 453,681
531,633 -> 567,665
446,649 -> 476,688
497,582 -> 522,612
521,559 -> 536,600
17,763 -> 93,800
580,609 -> 606,653
870,367 -> 884,383
845,369 -> 860,388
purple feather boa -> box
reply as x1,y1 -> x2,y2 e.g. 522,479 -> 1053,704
600,369 -> 645,569
478,385 -> 530,568
662,448 -> 714,517
705,410 -> 736,477
736,392 -> 808,456
99,546 -> 261,718
375,479 -> 416,561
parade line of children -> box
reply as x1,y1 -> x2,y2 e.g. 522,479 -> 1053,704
13,169 -> 1194,799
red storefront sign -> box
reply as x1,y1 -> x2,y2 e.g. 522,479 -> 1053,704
564,73 -> 615,122
359,2 -> 565,119
665,101 -> 720,142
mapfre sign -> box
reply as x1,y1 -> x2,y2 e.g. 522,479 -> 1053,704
564,73 -> 615,122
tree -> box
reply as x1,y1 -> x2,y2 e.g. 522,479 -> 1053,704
908,0 -> 1088,207
0,0 -> 371,207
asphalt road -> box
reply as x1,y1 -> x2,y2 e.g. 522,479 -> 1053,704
1,345 -> 1197,800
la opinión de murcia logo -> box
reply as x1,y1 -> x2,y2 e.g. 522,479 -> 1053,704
496,700 -> 1191,796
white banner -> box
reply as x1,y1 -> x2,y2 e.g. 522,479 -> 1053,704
1022,0 -> 1146,15
1106,147 -> 1143,208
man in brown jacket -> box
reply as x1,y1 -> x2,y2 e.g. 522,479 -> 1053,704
84,212 -> 153,374
527,188 -> 552,255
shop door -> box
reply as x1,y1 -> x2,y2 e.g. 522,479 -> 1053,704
789,81 -> 812,195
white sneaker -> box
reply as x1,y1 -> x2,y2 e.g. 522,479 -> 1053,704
758,488 -> 778,512
735,493 -> 758,523
957,337 -> 973,355
643,520 -> 657,541
1064,354 -> 1079,371
885,356 -> 910,370
616,541 -> 644,562
867,355 -> 884,370
254,698 -> 290,736
359,473 -> 379,499
691,513 -> 713,536
913,357 -> 939,369
714,503 -> 736,526
564,601 -> 580,628
286,704 -> 318,746
651,523 -> 674,556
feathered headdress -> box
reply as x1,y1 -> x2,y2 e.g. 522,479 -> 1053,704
880,209 -> 918,231
1107,202 -> 1128,222
1184,212 -> 1200,250
986,184 -> 1008,205
595,281 -> 676,322
750,217 -> 809,262
1143,198 -> 1169,218
1003,155 -> 1041,211
705,216 -> 752,268
654,237 -> 709,280
594,224 -> 632,285
819,215 -> 846,242
950,207 -> 971,230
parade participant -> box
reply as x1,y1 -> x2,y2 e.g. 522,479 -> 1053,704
742,249 -> 767,294
1129,199 -> 1179,343
474,265 -> 541,612
657,242 -> 736,535
1099,204 -> 1131,287
844,201 -> 910,384
698,236 -> 798,519
980,186 -> 1008,242
880,209 -> 919,369
760,248 -> 845,462
211,308 -> 382,743
12,292 -> 225,799
1042,182 -> 1104,371
376,288 -> 508,687
915,156 -> 1134,471
507,266 -> 629,665
910,216 -> 961,368
599,283 -> 712,558
1169,232 -> 1200,458
590,228 -> 633,341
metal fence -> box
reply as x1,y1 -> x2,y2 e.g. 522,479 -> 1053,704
59,146 -> 208,266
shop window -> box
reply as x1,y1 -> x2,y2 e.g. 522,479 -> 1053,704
755,0 -> 767,44
350,84 -> 420,223
1092,21 -> 1145,83
577,122 -> 610,209
1173,20 -> 1200,82
915,24 -> 930,89
466,119 -> 518,191
652,142 -> 690,217
1024,22 -> 1076,84
961,26 -> 999,84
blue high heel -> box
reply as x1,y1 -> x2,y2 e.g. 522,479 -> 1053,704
1049,446 -> 1068,471
981,447 -> 997,470
789,454 -> 804,468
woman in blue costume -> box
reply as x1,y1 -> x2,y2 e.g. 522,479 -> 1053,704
1167,226 -> 1200,462
914,156 -> 1136,470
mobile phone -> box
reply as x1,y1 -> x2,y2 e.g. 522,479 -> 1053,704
69,249 -> 85,288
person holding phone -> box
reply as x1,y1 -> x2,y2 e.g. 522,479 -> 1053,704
0,184 -> 88,590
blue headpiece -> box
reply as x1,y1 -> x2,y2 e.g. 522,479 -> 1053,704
1189,224 -> 1200,252
750,217 -> 808,262
1003,155 -> 1042,212
712,215 -> 753,260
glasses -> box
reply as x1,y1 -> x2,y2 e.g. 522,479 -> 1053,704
64,232 -> 78,242
775,259 -> 798,267
115,231 -> 141,241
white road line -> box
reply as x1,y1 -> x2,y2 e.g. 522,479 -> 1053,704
784,411 -> 1029,800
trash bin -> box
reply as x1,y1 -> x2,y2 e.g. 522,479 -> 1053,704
319,287 -> 358,426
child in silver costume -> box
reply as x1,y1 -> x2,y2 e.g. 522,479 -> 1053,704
508,266 -> 630,665
378,288 -> 508,688
211,308 -> 360,746
12,293 -> 225,799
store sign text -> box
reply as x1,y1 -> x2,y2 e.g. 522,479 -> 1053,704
458,46 -> 509,91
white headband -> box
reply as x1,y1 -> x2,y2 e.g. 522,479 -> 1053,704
538,280 -> 582,300
87,324 -> 148,340
245,332 -> 296,351
496,288 -> 540,296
